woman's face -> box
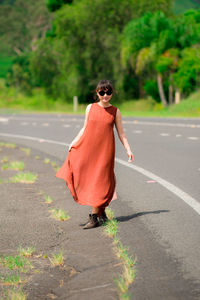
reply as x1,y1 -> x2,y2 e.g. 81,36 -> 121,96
97,88 -> 113,104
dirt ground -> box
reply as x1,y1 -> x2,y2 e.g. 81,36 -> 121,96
0,141 -> 120,299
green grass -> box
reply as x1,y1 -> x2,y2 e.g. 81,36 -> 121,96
18,246 -> 35,258
0,273 -> 23,286
0,255 -> 32,272
44,194 -> 53,204
6,288 -> 27,300
49,208 -> 70,221
103,208 -> 136,300
2,161 -> 25,171
0,78 -> 199,117
1,156 -> 9,163
0,142 -> 16,148
9,172 -> 38,183
104,219 -> 118,238
44,158 -> 51,164
20,147 -> 30,156
49,251 -> 64,267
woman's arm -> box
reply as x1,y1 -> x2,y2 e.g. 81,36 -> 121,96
69,104 -> 92,150
115,108 -> 134,162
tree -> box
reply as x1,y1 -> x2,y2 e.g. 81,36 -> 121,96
46,0 -> 73,12
0,0 -> 52,55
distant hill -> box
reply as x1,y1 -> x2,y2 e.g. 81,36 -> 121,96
174,0 -> 200,13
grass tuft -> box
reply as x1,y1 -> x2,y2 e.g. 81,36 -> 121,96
1,156 -> 9,163
20,147 -> 30,156
105,207 -> 115,220
44,158 -> 50,164
49,251 -> 64,267
44,194 -> 53,204
0,142 -> 16,148
104,219 -> 118,238
2,161 -> 25,171
7,288 -> 27,300
0,255 -> 32,272
0,273 -> 22,286
18,246 -> 35,257
35,155 -> 40,160
9,172 -> 38,183
49,208 -> 70,221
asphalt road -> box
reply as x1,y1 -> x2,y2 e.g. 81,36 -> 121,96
0,112 -> 200,299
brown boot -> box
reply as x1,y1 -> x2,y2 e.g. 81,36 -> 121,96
99,210 -> 108,225
83,214 -> 99,229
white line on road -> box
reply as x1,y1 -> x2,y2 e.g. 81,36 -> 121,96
160,133 -> 170,136
125,120 -> 200,128
0,132 -> 200,216
188,137 -> 199,140
133,130 -> 142,134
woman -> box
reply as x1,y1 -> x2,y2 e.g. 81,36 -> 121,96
56,80 -> 134,229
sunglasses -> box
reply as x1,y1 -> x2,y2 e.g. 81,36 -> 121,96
98,90 -> 112,96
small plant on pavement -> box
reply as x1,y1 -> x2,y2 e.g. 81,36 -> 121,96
103,209 -> 136,300
44,194 -> 53,204
0,255 -> 32,273
1,156 -> 9,163
9,172 -> 38,183
0,142 -> 16,148
18,246 -> 36,257
49,208 -> 70,221
6,288 -> 27,300
20,147 -> 30,156
104,219 -> 118,238
0,273 -> 23,286
44,158 -> 50,164
2,161 -> 25,171
49,251 -> 64,267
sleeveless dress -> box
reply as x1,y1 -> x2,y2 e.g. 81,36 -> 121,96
56,102 -> 118,208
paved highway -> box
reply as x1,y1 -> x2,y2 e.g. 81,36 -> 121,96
0,112 -> 200,299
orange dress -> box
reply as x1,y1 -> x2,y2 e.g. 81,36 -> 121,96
56,102 -> 117,208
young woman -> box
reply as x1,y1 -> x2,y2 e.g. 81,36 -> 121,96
56,80 -> 134,229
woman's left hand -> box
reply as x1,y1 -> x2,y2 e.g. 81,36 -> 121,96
127,150 -> 134,162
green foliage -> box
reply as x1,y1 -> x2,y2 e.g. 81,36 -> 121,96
0,0 -> 51,56
46,0 -> 72,12
0,55 -> 13,78
173,46 -> 200,94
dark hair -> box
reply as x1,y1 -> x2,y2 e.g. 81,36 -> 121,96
94,79 -> 114,102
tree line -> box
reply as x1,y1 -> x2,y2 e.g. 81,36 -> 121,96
1,0 -> 200,105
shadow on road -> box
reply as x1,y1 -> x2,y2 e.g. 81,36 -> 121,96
116,210 -> 169,222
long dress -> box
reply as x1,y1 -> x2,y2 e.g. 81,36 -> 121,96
56,102 -> 118,208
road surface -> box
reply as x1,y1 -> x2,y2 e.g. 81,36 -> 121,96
0,112 -> 200,299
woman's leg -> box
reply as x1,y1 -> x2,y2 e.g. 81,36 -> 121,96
92,207 -> 100,215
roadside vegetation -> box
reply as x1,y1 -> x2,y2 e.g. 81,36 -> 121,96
0,80 -> 199,117
1,1 -> 200,116
104,208 -> 136,300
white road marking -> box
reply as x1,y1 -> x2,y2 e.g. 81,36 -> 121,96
42,123 -> 49,127
0,132 -> 200,216
133,130 -> 142,134
129,120 -> 200,128
188,137 -> 199,140
21,122 -> 28,126
0,117 -> 9,123
176,134 -> 182,137
32,122 -> 37,126
160,133 -> 170,136
63,124 -> 71,128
